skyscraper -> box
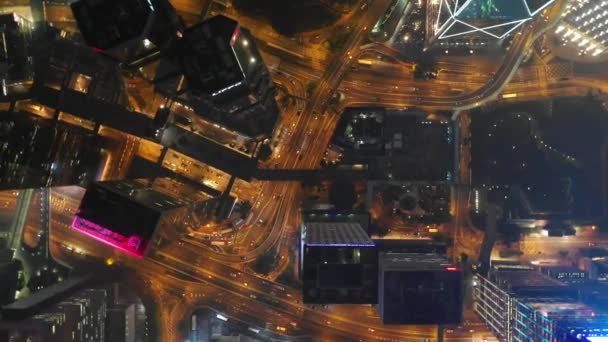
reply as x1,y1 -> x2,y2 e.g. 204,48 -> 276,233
377,252 -> 463,324
73,177 -> 218,258
175,15 -> 279,139
0,13 -> 34,85
1,277 -> 107,342
71,0 -> 182,62
300,221 -> 378,304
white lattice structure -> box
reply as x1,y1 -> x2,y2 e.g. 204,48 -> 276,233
435,0 -> 557,40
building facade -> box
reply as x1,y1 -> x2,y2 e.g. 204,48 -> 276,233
473,273 -> 602,341
378,252 -> 463,324
176,15 -> 279,139
73,177 -> 218,257
0,286 -> 107,342
0,13 -> 34,84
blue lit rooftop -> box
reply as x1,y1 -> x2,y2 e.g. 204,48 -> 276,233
304,222 -> 374,247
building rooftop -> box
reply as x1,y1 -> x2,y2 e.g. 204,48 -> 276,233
542,266 -> 587,273
302,210 -> 370,233
178,15 -> 246,95
304,222 -> 374,246
71,0 -> 154,50
373,239 -> 448,254
559,0 -> 607,57
333,108 -> 453,181
493,270 -> 566,288
379,252 -> 455,271
96,179 -> 187,212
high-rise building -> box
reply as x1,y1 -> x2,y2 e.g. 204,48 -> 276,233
32,38 -> 130,107
71,1 -> 279,139
106,303 -> 136,342
176,15 -> 279,139
554,0 -> 607,57
300,221 -> 378,304
0,111 -> 102,190
73,177 -> 218,258
104,282 -> 147,342
474,270 -> 606,341
377,252 -> 463,325
71,0 -> 182,62
0,258 -> 23,307
0,13 -> 34,85
0,276 -> 107,342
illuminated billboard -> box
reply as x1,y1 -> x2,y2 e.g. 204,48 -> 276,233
72,182 -> 165,258
435,0 -> 556,39
72,215 -> 149,258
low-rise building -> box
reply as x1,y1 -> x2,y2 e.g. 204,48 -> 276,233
331,108 -> 454,181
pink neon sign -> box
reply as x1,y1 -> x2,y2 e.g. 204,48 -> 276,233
230,26 -> 240,46
71,216 -> 148,258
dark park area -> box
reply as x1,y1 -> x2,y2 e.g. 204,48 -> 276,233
471,97 -> 608,219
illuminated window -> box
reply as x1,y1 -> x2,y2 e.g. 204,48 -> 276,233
68,73 -> 92,94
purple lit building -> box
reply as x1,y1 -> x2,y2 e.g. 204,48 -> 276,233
300,221 -> 378,304
73,177 -> 217,258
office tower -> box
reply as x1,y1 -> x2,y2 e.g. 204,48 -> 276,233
474,270 -> 604,341
73,177 -> 218,258
300,221 -> 378,304
0,111 -> 102,190
377,252 -> 463,324
0,13 -> 34,85
1,275 -> 107,342
71,0 -> 182,62
176,15 -> 279,139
